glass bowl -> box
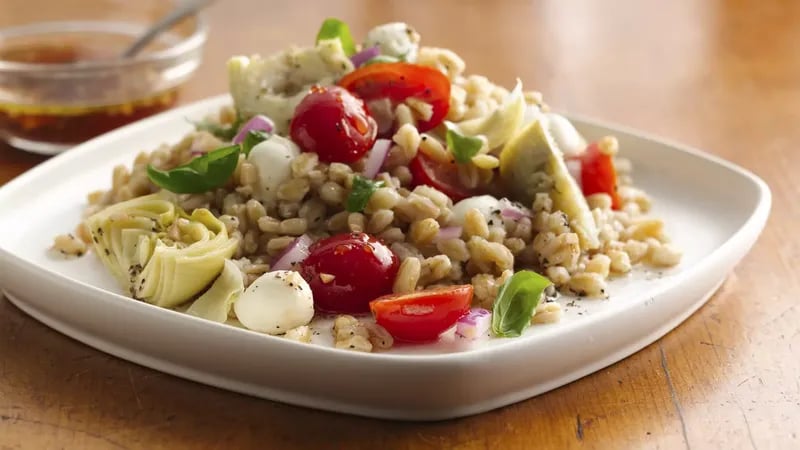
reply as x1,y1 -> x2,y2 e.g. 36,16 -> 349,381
0,0 -> 208,155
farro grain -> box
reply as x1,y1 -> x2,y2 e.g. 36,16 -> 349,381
532,302 -> 563,324
585,254 -> 611,278
284,325 -> 312,343
623,239 -> 649,263
326,211 -> 349,232
405,97 -> 434,122
409,218 -> 440,245
419,255 -> 452,285
379,227 -> 405,244
545,266 -> 571,285
436,238 -> 470,262
418,133 -> 450,164
319,181 -> 345,206
347,212 -> 366,232
463,208 -> 489,239
257,216 -> 280,233
393,257 -> 421,294
267,236 -> 295,256
367,209 -> 395,234
568,272 -> 607,297
648,243 -> 682,267
279,218 -> 308,235
608,250 -> 632,273
471,154 -> 500,170
394,103 -> 415,127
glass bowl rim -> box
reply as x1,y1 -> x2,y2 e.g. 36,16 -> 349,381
0,13 -> 208,73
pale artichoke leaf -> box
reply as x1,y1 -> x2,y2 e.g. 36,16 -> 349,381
186,260 -> 244,323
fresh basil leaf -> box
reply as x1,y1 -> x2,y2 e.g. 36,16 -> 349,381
191,116 -> 243,141
316,18 -> 356,56
241,130 -> 270,157
346,176 -> 385,212
362,55 -> 401,66
491,270 -> 552,337
147,145 -> 241,194
445,122 -> 484,163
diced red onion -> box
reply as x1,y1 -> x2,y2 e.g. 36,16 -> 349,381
271,234 -> 312,271
350,46 -> 381,67
500,208 -> 527,220
435,226 -> 462,242
566,158 -> 582,187
362,138 -> 392,179
233,115 -> 274,144
456,308 -> 492,339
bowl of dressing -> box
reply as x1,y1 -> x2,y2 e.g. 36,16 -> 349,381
0,0 -> 208,155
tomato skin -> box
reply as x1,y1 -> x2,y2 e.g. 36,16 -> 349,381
338,62 -> 450,132
409,153 -> 475,202
299,232 -> 399,313
580,142 -> 621,209
369,285 -> 473,342
290,85 -> 377,163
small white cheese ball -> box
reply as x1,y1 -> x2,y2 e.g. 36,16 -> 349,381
234,270 -> 314,335
522,107 -> 587,158
545,112 -> 587,158
247,135 -> 300,203
364,22 -> 421,62
450,195 -> 502,226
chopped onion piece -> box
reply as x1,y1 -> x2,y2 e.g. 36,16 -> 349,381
350,46 -> 381,67
362,138 -> 392,179
456,308 -> 492,339
233,114 -> 274,144
435,226 -> 462,242
271,234 -> 312,271
500,208 -> 527,220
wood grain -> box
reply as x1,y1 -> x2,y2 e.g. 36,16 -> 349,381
1,0 -> 798,448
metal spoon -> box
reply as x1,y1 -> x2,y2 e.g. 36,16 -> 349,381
122,0 -> 215,58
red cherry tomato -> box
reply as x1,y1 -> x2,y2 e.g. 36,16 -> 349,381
290,85 -> 377,163
369,285 -> 473,343
580,142 -> 621,209
409,153 -> 475,202
299,232 -> 399,313
338,62 -> 450,132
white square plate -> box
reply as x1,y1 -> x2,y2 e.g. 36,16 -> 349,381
0,95 -> 770,420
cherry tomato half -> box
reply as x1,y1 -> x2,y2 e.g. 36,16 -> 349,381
369,285 -> 473,342
290,85 -> 377,163
338,62 -> 450,132
299,232 -> 399,313
580,142 -> 621,209
409,153 -> 475,202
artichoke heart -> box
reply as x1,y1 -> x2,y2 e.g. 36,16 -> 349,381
185,259 -> 243,323
499,120 -> 600,250
451,79 -> 525,150
84,194 -> 239,308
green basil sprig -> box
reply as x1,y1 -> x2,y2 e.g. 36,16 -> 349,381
147,145 -> 241,194
316,18 -> 356,56
445,122 -> 484,163
491,270 -> 553,337
346,176 -> 385,212
241,130 -> 270,157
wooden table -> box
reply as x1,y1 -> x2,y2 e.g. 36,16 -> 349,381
1,0 -> 798,448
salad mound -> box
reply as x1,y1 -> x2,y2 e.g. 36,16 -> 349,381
53,19 -> 682,352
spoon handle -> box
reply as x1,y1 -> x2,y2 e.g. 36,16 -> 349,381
122,0 -> 215,58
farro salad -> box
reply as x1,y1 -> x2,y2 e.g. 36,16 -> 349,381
53,20 -> 681,352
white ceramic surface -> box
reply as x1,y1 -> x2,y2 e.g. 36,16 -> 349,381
0,95 -> 771,420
